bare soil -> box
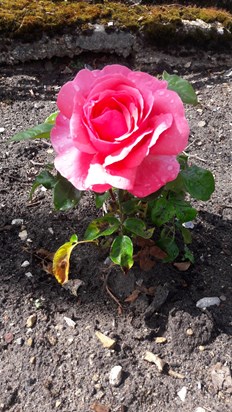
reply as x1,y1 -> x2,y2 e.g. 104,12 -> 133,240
0,52 -> 232,412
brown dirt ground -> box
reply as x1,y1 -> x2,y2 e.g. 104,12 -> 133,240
0,51 -> 232,412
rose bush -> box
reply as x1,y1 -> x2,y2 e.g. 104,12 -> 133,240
51,65 -> 189,198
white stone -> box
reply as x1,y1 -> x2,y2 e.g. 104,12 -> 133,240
21,260 -> 30,268
198,120 -> 206,128
64,316 -> 76,328
11,218 -> 23,226
0,127 -> 5,133
15,337 -> 24,346
25,272 -> 33,279
196,297 -> 220,309
195,408 -> 206,412
182,221 -> 194,229
109,365 -> 123,387
19,230 -> 27,241
177,386 -> 187,402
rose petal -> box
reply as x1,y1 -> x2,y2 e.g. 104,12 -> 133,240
153,89 -> 185,117
87,161 -> 136,192
150,115 -> 189,155
54,148 -> 94,190
57,82 -> 77,119
129,155 -> 180,198
91,109 -> 128,141
50,114 -> 73,154
104,113 -> 172,168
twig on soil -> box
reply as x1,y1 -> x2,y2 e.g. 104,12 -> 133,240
103,270 -> 123,312
188,154 -> 207,163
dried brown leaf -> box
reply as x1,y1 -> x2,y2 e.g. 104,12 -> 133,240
91,402 -> 111,412
42,260 -> 53,275
173,261 -> 191,271
149,245 -> 168,259
36,248 -> 54,261
124,289 -> 141,303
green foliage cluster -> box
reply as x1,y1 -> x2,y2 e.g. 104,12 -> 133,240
0,0 -> 231,41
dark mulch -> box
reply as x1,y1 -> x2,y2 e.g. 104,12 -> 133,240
0,52 -> 231,412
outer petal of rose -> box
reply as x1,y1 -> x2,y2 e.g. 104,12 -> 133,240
99,64 -> 132,78
85,162 -> 136,192
72,68 -> 101,97
129,71 -> 167,95
153,89 -> 185,117
57,82 -> 77,119
54,148 -> 94,191
129,155 -> 180,198
51,113 -> 73,154
70,94 -> 96,154
150,115 -> 189,155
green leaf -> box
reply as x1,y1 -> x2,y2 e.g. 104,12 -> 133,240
45,111 -> 59,124
30,170 -> 57,199
110,235 -> 134,270
164,173 -> 185,194
70,234 -> 78,243
173,199 -> 197,223
184,246 -> 194,263
53,174 -> 82,211
121,199 -> 140,215
84,215 -> 120,240
10,123 -> 53,142
95,192 -> 110,208
177,154 -> 189,170
162,71 -> 198,105
157,237 -> 179,262
180,226 -> 192,244
123,218 -> 154,239
181,166 -> 215,201
151,198 -> 176,226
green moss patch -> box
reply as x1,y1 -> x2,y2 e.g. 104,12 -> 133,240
0,1 -> 231,41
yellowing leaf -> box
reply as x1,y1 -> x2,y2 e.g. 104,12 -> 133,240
53,235 -> 78,284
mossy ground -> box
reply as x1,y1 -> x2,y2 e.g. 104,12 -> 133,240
0,0 -> 231,41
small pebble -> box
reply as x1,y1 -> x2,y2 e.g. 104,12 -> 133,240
177,386 -> 187,402
196,297 -> 220,309
47,335 -> 57,346
198,120 -> 206,128
15,337 -> 24,346
19,230 -> 28,241
11,218 -> 23,226
27,337 -> 34,347
195,408 -> 206,412
199,345 -> 205,352
26,314 -> 37,328
220,295 -> 226,301
25,272 -> 33,279
182,221 -> 194,229
155,337 -> 167,344
21,260 -> 30,268
4,332 -> 14,344
64,316 -> 76,328
55,400 -> 62,408
30,357 -> 36,365
0,127 -> 5,133
186,328 -> 194,336
109,365 -> 123,387
48,227 -> 54,235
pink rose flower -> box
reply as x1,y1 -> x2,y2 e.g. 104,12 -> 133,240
51,65 -> 189,198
